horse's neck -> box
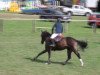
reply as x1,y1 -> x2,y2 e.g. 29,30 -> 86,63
45,37 -> 50,42
46,33 -> 51,37
47,33 -> 51,36
44,33 -> 51,41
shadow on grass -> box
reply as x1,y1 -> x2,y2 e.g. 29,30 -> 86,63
93,42 -> 100,44
83,26 -> 100,28
83,26 -> 92,28
25,57 -> 72,65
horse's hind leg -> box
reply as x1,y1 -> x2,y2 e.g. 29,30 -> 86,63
33,50 -> 47,61
62,50 -> 72,65
73,50 -> 84,66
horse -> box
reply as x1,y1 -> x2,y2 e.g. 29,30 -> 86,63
33,31 -> 88,66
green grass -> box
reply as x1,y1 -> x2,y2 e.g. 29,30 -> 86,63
0,16 -> 100,75
0,10 -> 10,13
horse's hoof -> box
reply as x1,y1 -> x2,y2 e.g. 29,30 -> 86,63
45,62 -> 51,65
62,62 -> 66,65
45,63 -> 49,65
32,58 -> 36,61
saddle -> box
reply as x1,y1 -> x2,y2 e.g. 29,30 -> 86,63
49,35 -> 67,47
54,35 -> 67,47
54,34 -> 64,42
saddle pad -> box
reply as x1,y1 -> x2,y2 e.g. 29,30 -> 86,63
54,35 -> 64,42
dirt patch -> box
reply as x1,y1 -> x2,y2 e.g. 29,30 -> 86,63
0,13 -> 39,19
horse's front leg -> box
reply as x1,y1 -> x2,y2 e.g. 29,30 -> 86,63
46,48 -> 51,64
33,50 -> 47,61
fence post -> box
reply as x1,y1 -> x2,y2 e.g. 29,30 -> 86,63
0,19 -> 3,32
63,20 -> 68,33
92,22 -> 96,33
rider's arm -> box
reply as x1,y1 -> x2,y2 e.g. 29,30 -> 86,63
62,24 -> 63,33
52,24 -> 55,34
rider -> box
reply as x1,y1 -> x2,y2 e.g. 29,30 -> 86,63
50,18 -> 63,46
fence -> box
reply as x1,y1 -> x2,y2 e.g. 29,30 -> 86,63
0,19 -> 98,33
32,19 -> 70,33
32,19 -> 98,33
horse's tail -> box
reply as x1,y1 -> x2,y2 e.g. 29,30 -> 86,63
77,40 -> 88,51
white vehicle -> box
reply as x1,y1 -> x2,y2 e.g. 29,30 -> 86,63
55,5 -> 93,16
86,0 -> 98,11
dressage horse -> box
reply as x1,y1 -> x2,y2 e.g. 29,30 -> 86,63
33,31 -> 88,66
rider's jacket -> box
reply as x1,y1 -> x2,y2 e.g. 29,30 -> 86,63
52,20 -> 63,33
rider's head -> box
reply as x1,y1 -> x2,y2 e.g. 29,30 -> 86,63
57,18 -> 61,22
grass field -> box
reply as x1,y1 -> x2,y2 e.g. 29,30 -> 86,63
0,16 -> 100,75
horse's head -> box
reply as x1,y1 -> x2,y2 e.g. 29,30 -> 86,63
41,30 -> 51,44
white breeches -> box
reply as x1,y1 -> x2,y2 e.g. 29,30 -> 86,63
50,33 -> 61,39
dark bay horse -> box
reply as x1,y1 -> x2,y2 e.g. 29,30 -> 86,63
33,31 -> 88,66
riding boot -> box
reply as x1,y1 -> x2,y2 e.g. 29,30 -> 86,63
50,39 -> 55,47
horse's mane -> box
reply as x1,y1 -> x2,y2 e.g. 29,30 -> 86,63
43,31 -> 51,37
